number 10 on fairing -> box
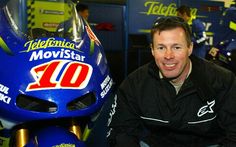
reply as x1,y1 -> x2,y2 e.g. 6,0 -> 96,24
26,60 -> 93,91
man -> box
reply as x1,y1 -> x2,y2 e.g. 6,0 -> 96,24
209,3 -> 236,56
208,4 -> 236,74
214,3 -> 236,46
56,3 -> 89,39
107,16 -> 236,146
177,5 -> 208,59
76,3 -> 89,21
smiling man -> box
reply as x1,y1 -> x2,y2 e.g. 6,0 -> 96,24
107,16 -> 236,147
151,18 -> 193,90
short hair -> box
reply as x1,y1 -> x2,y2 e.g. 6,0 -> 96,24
76,3 -> 88,12
151,16 -> 192,47
176,5 -> 191,17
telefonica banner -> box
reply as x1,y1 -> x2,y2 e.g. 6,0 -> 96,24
128,0 -> 178,34
128,0 -> 233,45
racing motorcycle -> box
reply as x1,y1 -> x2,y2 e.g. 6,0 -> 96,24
0,0 -> 113,146
207,39 -> 236,74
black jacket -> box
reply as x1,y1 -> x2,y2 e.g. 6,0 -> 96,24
107,56 -> 236,147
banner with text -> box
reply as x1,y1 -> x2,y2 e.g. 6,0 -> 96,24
128,0 -> 233,45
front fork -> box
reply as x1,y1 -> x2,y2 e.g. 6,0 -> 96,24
69,119 -> 92,141
15,128 -> 29,147
14,119 -> 91,146
69,119 -> 83,140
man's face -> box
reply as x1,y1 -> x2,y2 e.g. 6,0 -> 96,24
151,27 -> 193,83
79,10 -> 89,20
177,12 -> 188,22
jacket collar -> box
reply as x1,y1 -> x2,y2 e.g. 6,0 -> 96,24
148,56 -> 215,101
148,59 -> 161,80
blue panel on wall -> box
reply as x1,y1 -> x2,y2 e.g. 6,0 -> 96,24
84,3 -> 125,51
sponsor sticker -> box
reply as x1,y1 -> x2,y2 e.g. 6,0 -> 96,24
52,144 -> 75,147
100,75 -> 113,98
0,84 -> 11,104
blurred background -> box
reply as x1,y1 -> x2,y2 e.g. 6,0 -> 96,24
79,0 -> 235,86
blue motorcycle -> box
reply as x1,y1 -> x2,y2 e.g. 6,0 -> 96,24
0,0 -> 113,146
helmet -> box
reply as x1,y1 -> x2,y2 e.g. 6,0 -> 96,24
0,0 -> 113,130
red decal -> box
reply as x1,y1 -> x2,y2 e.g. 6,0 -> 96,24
86,26 -> 101,45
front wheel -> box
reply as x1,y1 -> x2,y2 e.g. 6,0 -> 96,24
25,126 -> 86,147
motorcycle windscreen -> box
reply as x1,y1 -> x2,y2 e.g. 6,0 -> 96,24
4,0 -> 84,43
